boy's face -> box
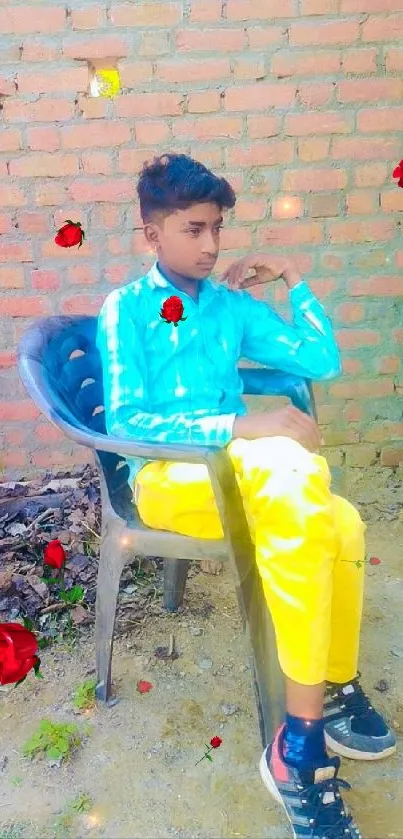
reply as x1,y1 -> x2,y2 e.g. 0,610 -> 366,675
144,201 -> 223,280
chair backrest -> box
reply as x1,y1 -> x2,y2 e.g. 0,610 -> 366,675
18,315 -> 314,515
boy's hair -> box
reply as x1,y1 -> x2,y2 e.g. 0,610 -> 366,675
137,153 -> 236,222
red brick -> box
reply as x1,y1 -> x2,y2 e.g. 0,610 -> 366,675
396,251 -> 403,269
2,450 -> 27,469
172,115 -> 243,141
344,404 -> 363,422
385,49 -> 403,73
271,50 -> 340,77
346,190 -> 378,215
380,446 -> 403,467
0,401 -> 39,421
394,329 -> 403,343
232,57 -> 267,80
259,222 -> 323,246
226,0 -> 296,18
138,31 -> 171,56
247,115 -> 280,139
301,0 -> 338,11
298,138 -> 330,162
118,61 -> 153,87
61,294 -> 106,315
189,0 -> 222,21
0,6 -> 66,34
18,212 -> 49,235
41,238 -> 92,260
3,98 -> 74,123
358,108 -> 403,132
290,20 -> 359,46
336,302 -> 365,324
332,137 -> 399,161
225,83 -> 295,112
61,122 -> 130,150
21,41 -> 60,62
285,112 -> 352,136
328,220 -> 395,244
31,270 -> 61,291
337,329 -> 380,349
362,14 -> 403,42
342,358 -> 364,375
187,91 -> 221,114
0,214 -> 12,235
118,148 -> 155,174
381,191 -> 403,212
0,267 -> 25,288
0,243 -> 32,263
354,163 -> 388,187
27,127 -> 60,152
378,356 -> 400,375
351,276 -> 403,296
227,140 -> 294,167
111,3 -> 182,27
0,76 -> 16,96
35,182 -> 66,206
69,179 -> 135,203
0,297 -> 47,317
342,0 -> 403,9
62,36 -> 129,60
342,49 -> 377,74
235,199 -> 267,221
77,96 -> 108,120
155,58 -> 231,83
35,423 -> 65,443
330,379 -> 394,399
9,154 -> 79,179
176,28 -> 246,52
0,352 -> 17,369
67,265 -> 97,285
71,8 -> 107,29
0,130 -> 21,152
104,263 -> 131,285
81,152 -> 113,176
338,78 -> 403,103
17,66 -> 88,95
247,26 -> 284,48
298,83 -> 334,108
272,196 -> 304,218
115,92 -> 183,118
283,168 -> 347,191
220,228 -> 252,250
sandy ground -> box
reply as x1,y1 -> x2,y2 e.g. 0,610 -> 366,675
0,466 -> 402,839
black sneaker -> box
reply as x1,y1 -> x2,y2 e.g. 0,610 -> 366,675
324,675 -> 396,761
259,725 -> 361,839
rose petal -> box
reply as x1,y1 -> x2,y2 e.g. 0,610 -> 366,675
137,680 -> 153,694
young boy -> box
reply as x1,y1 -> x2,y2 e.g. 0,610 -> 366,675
97,153 -> 396,839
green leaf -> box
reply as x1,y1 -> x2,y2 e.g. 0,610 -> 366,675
38,637 -> 50,650
356,561 -> 363,568
14,675 -> 27,688
23,617 -> 34,630
205,753 -> 213,762
47,746 -> 62,760
60,584 -> 85,604
34,660 -> 44,679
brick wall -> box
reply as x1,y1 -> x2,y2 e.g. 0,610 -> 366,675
0,0 -> 402,478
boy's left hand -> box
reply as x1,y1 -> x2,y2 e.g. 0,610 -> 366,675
222,254 -> 301,291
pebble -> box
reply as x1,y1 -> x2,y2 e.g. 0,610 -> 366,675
374,679 -> 389,693
190,627 -> 202,636
198,658 -> 213,670
221,703 -> 239,716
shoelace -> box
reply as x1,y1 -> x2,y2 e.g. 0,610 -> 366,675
330,676 -> 374,720
299,775 -> 359,839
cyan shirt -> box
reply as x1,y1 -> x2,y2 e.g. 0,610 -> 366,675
97,262 -> 341,484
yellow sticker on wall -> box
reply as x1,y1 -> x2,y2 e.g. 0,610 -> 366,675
90,68 -> 121,99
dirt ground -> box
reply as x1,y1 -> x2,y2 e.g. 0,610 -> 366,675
0,466 -> 402,839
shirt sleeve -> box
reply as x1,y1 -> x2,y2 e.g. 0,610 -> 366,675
238,280 -> 341,380
97,289 -> 236,447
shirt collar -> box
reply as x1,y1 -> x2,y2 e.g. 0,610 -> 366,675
146,261 -> 221,310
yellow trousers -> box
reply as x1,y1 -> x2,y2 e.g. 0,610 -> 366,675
134,436 -> 366,686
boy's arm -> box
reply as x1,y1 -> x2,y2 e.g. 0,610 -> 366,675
238,281 -> 341,380
97,290 -> 236,446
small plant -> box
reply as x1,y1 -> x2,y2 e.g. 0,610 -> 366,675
59,585 -> 85,605
22,719 -> 84,763
70,793 -> 93,814
72,679 -> 96,712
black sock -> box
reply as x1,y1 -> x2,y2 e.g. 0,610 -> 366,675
282,713 -> 328,770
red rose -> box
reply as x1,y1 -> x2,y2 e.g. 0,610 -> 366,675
43,539 -> 66,570
369,556 -> 381,566
55,220 -> 85,249
210,736 -> 222,749
0,623 -> 40,685
159,295 -> 187,327
392,160 -> 403,188
137,680 -> 153,694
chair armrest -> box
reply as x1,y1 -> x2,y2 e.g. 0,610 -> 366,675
239,368 -> 317,419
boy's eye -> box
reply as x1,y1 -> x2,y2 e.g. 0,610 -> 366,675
188,228 -> 200,237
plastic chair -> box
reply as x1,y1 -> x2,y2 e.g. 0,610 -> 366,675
18,315 -> 317,748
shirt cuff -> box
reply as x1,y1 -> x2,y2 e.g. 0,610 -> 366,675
288,280 -> 316,306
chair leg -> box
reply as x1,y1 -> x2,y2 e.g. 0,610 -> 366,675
95,521 -> 128,703
163,558 -> 190,612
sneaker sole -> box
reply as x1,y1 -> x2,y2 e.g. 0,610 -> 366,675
259,752 -> 296,839
325,731 -> 397,761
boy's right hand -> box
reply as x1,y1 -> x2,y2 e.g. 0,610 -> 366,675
233,406 -> 322,453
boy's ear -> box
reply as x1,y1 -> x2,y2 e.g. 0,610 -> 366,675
143,221 -> 161,248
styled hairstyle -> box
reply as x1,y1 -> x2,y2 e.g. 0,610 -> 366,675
137,153 -> 236,222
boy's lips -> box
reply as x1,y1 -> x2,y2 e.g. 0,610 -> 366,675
197,260 -> 217,269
